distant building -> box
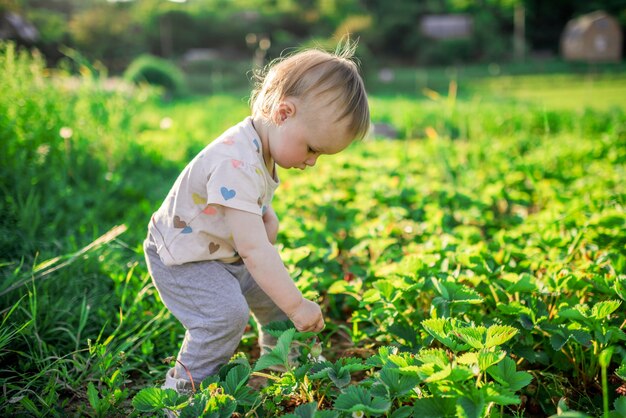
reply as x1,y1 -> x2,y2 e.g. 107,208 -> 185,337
420,14 -> 473,40
0,12 -> 38,43
561,11 -> 622,62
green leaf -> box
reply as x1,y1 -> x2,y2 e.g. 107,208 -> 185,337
328,367 -> 351,388
417,348 -> 450,368
373,279 -> 396,301
569,329 -> 592,346
262,321 -> 296,339
390,405 -> 413,418
282,402 -> 340,418
456,326 -> 486,349
482,383 -> 520,405
378,367 -> 421,397
333,385 -> 391,414
615,362 -> 626,380
362,288 -> 381,303
132,387 -> 171,412
477,350 -> 506,371
485,325 -> 518,348
456,396 -> 485,418
87,382 -> 101,413
505,273 -> 537,293
282,402 -> 317,418
224,364 -> 250,393
487,357 -> 533,391
550,332 -> 570,351
613,397 -> 626,417
421,318 -> 470,352
253,328 -> 295,371
558,306 -> 589,322
411,397 -> 456,417
431,277 -> 450,299
591,300 -> 622,320
179,393 -> 207,418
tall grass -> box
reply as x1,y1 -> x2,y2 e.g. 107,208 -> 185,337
0,43 -> 180,416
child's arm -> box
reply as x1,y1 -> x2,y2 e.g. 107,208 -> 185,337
262,205 -> 279,244
224,207 -> 324,333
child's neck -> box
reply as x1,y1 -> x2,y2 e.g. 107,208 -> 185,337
251,116 -> 275,177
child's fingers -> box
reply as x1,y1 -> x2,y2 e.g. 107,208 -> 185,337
314,318 -> 325,333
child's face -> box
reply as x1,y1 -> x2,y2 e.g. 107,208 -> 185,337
268,96 -> 352,170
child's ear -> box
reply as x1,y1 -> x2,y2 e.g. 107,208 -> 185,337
274,99 -> 296,125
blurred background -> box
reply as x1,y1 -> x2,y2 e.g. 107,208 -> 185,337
1,0 -> 625,96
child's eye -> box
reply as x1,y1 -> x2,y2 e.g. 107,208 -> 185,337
308,146 -> 316,153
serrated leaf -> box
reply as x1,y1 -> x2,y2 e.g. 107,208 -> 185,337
482,383 -> 520,405
132,387 -> 172,412
448,284 -> 483,304
254,328 -> 295,371
417,348 -> 450,368
328,368 -> 351,388
456,396 -> 485,418
224,364 -> 250,394
422,318 -> 470,352
457,352 -> 478,365
339,357 -> 371,372
591,300 -> 622,320
615,362 -> 626,380
412,397 -> 456,417
390,405 -> 413,418
505,273 -> 537,293
333,385 -> 391,414
284,402 -> 317,418
431,277 -> 450,299
377,367 -> 421,397
179,393 -> 207,418
362,288 -> 381,303
550,332 -> 570,351
478,350 -> 506,371
487,357 -> 533,391
373,280 -> 396,300
569,329 -> 592,346
456,326 -> 486,349
485,325 -> 518,348
262,320 -> 296,338
613,397 -> 626,416
424,364 -> 452,382
558,306 -> 589,322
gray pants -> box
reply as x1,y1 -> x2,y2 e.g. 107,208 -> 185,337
143,234 -> 288,382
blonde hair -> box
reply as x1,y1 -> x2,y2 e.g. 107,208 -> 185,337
250,40 -> 370,141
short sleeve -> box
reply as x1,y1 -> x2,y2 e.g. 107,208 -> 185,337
205,159 -> 264,215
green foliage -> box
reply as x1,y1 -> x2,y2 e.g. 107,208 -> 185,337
124,54 -> 186,97
2,40 -> 625,416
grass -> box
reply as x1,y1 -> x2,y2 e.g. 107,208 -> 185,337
1,42 -> 625,416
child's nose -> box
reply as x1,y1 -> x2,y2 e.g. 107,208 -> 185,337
305,155 -> 318,166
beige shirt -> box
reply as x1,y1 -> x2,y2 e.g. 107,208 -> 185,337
149,117 -> 279,266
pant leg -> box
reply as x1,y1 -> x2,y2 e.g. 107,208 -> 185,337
223,262 -> 289,351
144,237 -> 250,383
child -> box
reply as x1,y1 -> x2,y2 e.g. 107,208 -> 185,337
143,41 -> 370,391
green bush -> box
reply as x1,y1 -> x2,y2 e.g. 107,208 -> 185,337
124,54 -> 186,97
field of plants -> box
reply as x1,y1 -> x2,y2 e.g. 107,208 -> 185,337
1,42 -> 625,417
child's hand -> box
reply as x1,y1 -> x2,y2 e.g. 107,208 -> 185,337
288,298 -> 325,333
